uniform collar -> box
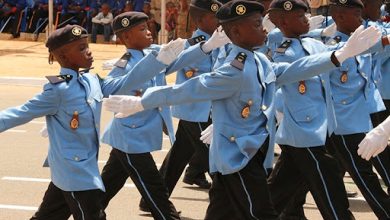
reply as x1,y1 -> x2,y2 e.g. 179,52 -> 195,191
60,67 -> 79,78
193,28 -> 211,40
126,48 -> 144,60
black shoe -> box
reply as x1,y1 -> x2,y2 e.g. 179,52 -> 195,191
346,190 -> 358,198
183,177 -> 211,189
139,198 -> 151,213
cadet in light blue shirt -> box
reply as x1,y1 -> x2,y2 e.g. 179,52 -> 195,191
103,1 -> 379,218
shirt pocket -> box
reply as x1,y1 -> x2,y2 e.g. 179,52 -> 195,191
63,148 -> 89,162
118,111 -> 150,129
290,105 -> 319,123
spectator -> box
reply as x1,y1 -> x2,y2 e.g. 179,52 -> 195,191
110,0 -> 125,16
308,0 -> 330,16
175,0 -> 194,39
143,0 -> 160,43
91,3 -> 113,43
122,0 -> 133,12
27,0 -> 49,34
58,0 -> 87,28
0,0 -> 27,38
165,1 -> 178,41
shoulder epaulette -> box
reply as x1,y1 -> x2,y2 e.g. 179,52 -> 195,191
114,53 -> 132,68
276,40 -> 292,53
187,35 -> 206,46
230,52 -> 247,70
79,67 -> 94,74
326,36 -> 342,46
45,74 -> 73,84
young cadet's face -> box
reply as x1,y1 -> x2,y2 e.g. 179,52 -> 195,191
122,21 -> 153,50
341,7 -> 363,33
60,38 -> 93,70
282,9 -> 309,37
201,12 -> 219,35
363,0 -> 382,21
236,13 -> 266,49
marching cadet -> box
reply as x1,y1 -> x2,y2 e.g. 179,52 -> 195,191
98,11 -> 229,220
322,0 -> 390,218
141,0 -> 223,210
0,24 -> 181,220
102,0 -> 380,218
361,0 -> 390,195
265,0 -> 354,219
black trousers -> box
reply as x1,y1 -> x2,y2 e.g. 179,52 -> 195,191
328,133 -> 390,219
268,144 -> 354,220
30,182 -> 106,220
101,148 -> 180,220
370,99 -> 390,193
159,119 -> 211,195
205,140 -> 279,220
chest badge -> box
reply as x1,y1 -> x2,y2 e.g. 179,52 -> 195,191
298,81 -> 306,94
241,100 -> 253,119
70,111 -> 79,130
185,69 -> 196,78
340,71 -> 348,83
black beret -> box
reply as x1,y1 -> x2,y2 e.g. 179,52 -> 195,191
45,25 -> 88,52
269,0 -> 308,12
216,0 -> 264,23
190,0 -> 222,13
329,0 -> 364,8
112,11 -> 149,34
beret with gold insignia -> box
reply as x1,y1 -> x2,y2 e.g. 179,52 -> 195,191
112,11 -> 149,34
190,0 -> 222,13
329,0 -> 364,8
269,0 -> 308,12
45,25 -> 88,52
216,0 -> 264,23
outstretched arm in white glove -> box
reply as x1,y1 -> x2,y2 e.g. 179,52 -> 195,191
156,38 -> 187,65
358,116 -> 390,161
334,25 -> 381,63
200,124 -> 213,145
103,95 -> 144,118
201,26 -> 231,53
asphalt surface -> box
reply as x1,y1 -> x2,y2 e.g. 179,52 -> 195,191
0,39 -> 382,219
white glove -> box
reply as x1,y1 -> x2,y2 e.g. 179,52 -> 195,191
334,25 -> 381,63
102,58 -> 118,70
358,116 -> 390,161
308,15 -> 325,31
156,38 -> 187,65
262,14 -> 276,33
200,124 -> 213,145
321,22 -> 337,37
103,95 -> 144,118
40,125 -> 48,138
201,26 -> 231,53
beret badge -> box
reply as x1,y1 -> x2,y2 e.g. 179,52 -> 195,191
211,3 -> 219,12
283,1 -> 293,10
121,18 -> 130,27
72,27 -> 82,36
236,4 -> 246,15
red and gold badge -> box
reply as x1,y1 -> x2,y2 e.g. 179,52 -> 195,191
70,111 -> 79,130
298,81 -> 306,94
340,71 -> 348,83
241,104 -> 250,118
185,69 -> 195,78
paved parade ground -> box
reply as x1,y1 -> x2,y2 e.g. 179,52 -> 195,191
0,39 -> 383,219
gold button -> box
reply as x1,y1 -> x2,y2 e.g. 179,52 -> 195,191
139,89 -> 143,92
87,99 -> 93,104
131,125 -> 136,128
306,116 -> 310,121
362,72 -> 366,77
374,80 -> 378,84
229,136 -> 235,142
158,107 -> 163,111
342,101 -> 347,105
74,156 -> 79,161
261,105 -> 267,111
248,100 -> 253,106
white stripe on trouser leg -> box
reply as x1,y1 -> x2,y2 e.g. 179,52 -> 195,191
306,148 -> 338,220
125,154 -> 166,220
71,192 -> 85,220
237,172 -> 260,220
340,135 -> 390,218
374,156 -> 390,187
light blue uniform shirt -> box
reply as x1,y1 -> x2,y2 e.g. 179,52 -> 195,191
101,43 -> 209,154
139,44 -> 337,174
